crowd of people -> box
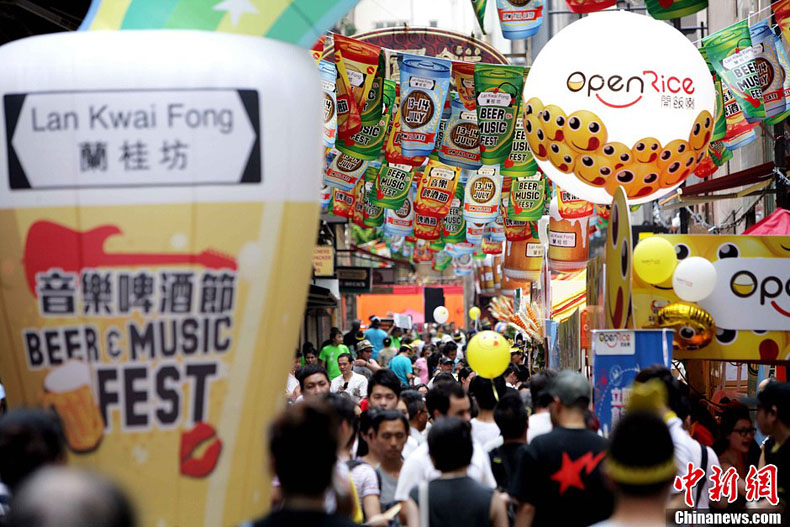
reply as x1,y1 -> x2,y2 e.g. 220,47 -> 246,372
0,316 -> 788,526
268,317 -> 790,527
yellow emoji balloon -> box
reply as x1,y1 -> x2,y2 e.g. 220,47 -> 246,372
566,110 -> 607,154
466,330 -> 510,378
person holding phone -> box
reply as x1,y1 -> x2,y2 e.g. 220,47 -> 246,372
330,353 -> 368,404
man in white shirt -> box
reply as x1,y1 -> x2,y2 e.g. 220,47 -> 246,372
634,365 -> 719,509
399,390 -> 428,459
330,352 -> 367,403
393,380 -> 496,503
527,371 -> 556,443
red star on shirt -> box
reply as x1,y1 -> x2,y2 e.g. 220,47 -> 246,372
550,451 -> 606,494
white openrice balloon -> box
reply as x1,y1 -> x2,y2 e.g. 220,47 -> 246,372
523,11 -> 715,204
673,256 -> 717,302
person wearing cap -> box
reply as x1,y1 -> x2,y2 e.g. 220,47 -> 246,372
510,371 -> 613,527
352,339 -> 380,380
749,381 -> 790,512
589,411 -> 676,527
364,316 -> 388,360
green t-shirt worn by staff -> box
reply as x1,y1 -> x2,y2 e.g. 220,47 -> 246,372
319,344 -> 349,380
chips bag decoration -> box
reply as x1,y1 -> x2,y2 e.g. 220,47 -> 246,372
311,35 -> 327,65
337,79 -> 395,160
439,94 -> 483,169
699,47 -> 727,144
467,221 -> 486,244
385,91 -> 428,167
324,151 -> 369,191
414,159 -> 461,219
383,185 -> 416,237
766,33 -> 790,126
483,238 -> 504,255
361,165 -> 385,228
372,162 -> 414,210
702,20 -> 765,124
414,213 -> 443,241
749,21 -> 786,119
352,170 -> 370,227
720,84 -> 758,150
333,35 -> 382,141
557,187 -> 593,219
475,64 -> 525,165
360,52 -> 386,124
442,185 -> 468,244
464,165 -> 503,224
496,0 -> 544,40
399,54 -> 452,158
330,187 -> 355,218
319,60 -> 338,148
565,0 -> 616,13
508,173 -> 546,222
645,0 -> 707,20
485,216 -> 506,242
773,0 -> 790,46
471,0 -> 487,34
453,61 -> 478,111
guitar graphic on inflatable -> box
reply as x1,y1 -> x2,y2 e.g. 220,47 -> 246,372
23,220 -> 237,296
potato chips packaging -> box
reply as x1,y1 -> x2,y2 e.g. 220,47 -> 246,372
557,187 -> 593,219
414,213 -> 443,241
702,20 -> 765,124
334,35 -> 382,140
453,61 -> 477,111
337,79 -> 395,160
414,159 -> 461,219
331,187 -> 355,218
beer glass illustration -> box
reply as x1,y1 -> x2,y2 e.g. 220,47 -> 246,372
42,360 -> 104,453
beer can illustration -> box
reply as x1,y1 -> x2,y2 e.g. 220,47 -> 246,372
504,237 -> 543,281
548,196 -> 590,271
399,54 -> 452,158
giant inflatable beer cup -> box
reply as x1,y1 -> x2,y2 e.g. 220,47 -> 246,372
548,196 -> 589,271
0,32 -> 322,526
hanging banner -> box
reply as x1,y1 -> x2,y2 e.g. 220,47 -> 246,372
475,64 -> 525,165
0,31 -> 322,526
645,0 -> 707,20
496,0 -> 544,40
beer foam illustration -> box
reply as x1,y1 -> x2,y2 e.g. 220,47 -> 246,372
44,360 -> 92,393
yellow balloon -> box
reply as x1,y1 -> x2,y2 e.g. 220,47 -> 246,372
633,236 -> 677,285
466,330 -> 510,379
469,306 -> 481,320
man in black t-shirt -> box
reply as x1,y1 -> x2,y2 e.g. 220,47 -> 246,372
510,371 -> 613,527
490,391 -> 528,492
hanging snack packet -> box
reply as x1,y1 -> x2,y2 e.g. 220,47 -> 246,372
557,187 -> 593,219
699,47 -> 727,143
645,0 -> 706,20
496,0 -> 544,40
440,93 -> 482,169
453,61 -> 477,111
324,151 -> 369,191
414,159 -> 461,219
471,0 -> 487,34
383,185 -> 416,237
372,162 -> 414,209
464,165 -> 503,224
319,60 -> 338,148
399,53 -> 452,158
430,95 -> 454,160
362,165 -> 385,228
475,64 -> 524,165
565,0 -> 615,13
508,173 -> 545,221
338,79 -> 395,160
311,35 -> 326,65
333,35 -> 382,140
502,101 -> 538,177
749,21 -> 786,119
485,216 -> 506,242
466,221 -> 486,244
359,52 -> 386,124
433,250 -> 452,272
702,20 -> 765,123
766,33 -> 790,126
331,187 -> 355,219
414,213 -> 443,241
352,170 -> 369,227
482,239 -> 504,255
708,140 -> 733,167
721,84 -> 758,150
443,185 -> 468,244
773,0 -> 790,46
384,89 -> 427,166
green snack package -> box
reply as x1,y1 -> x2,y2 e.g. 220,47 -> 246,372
699,47 -> 727,142
433,250 -> 452,271
337,79 -> 395,160
471,0 -> 487,34
474,64 -> 524,165
508,173 -> 545,221
501,100 -> 538,178
645,0 -> 707,20
708,140 -> 733,167
702,20 -> 765,124
372,161 -> 415,210
362,165 -> 384,227
442,184 -> 467,244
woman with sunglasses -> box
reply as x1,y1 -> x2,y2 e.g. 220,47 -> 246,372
713,403 -> 760,509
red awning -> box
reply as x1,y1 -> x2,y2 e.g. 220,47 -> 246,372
743,208 -> 790,235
